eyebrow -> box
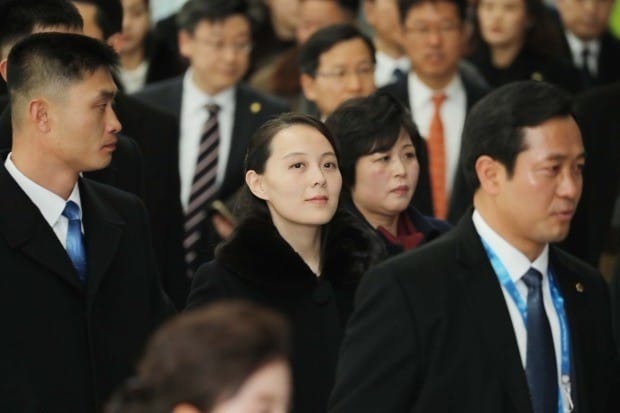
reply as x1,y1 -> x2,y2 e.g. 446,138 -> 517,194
542,151 -> 586,162
281,151 -> 336,159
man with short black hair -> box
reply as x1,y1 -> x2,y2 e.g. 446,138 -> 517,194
329,80 -> 620,413
0,32 -> 174,413
136,0 -> 289,273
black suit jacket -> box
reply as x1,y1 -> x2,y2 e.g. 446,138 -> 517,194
380,69 -> 488,223
0,166 -> 175,413
135,77 -> 289,266
559,83 -> 620,266
329,212 -> 620,413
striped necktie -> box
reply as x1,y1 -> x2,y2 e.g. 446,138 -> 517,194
183,103 -> 220,275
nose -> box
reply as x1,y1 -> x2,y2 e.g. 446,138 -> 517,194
392,157 -> 407,177
557,168 -> 582,200
311,165 -> 327,187
427,28 -> 443,46
345,71 -> 363,93
108,106 -> 122,134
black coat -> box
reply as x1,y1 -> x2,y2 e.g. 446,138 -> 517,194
187,211 -> 381,413
329,212 -> 620,413
0,166 -> 175,413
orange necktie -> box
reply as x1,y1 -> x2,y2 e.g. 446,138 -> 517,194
428,93 -> 447,219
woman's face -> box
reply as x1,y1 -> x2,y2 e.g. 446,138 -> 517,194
211,359 -> 291,413
248,124 -> 342,230
351,130 -> 419,224
477,0 -> 529,49
119,0 -> 150,55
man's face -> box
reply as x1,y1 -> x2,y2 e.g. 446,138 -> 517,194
72,1 -> 105,40
44,68 -> 121,173
301,37 -> 376,117
491,116 -> 585,257
296,0 -> 352,44
401,1 -> 463,89
556,0 -> 614,41
179,15 -> 251,95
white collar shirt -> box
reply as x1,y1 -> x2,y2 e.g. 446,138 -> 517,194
565,31 -> 601,76
179,69 -> 236,211
374,51 -> 411,88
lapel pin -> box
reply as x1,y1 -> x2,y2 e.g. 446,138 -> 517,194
250,102 -> 261,114
531,72 -> 544,81
575,282 -> 584,293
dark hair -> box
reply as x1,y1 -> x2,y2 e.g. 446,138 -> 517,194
461,80 -> 574,190
398,0 -> 467,22
177,0 -> 250,33
237,113 -> 340,220
0,0 -> 83,55
6,32 -> 118,105
72,0 -> 123,39
325,91 -> 422,190
105,301 -> 290,413
468,0 -> 561,57
299,23 -> 376,76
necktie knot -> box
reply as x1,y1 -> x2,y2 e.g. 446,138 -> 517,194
432,92 -> 446,108
206,103 -> 220,116
522,267 -> 543,290
62,200 -> 80,221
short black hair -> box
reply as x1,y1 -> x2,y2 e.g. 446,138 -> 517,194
299,23 -> 376,76
72,0 -> 123,39
461,80 -> 575,190
0,0 -> 83,56
398,0 -> 467,23
176,0 -> 250,33
326,91 -> 423,190
7,32 -> 118,106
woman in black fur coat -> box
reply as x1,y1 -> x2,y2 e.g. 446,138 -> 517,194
186,113 -> 381,413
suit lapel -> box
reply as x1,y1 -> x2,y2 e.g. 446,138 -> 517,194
0,165 -> 83,292
221,84 -> 252,197
455,216 -> 532,413
79,179 -> 125,296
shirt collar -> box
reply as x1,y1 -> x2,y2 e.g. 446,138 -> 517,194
410,72 -> 463,109
182,68 -> 236,114
472,209 -> 549,282
5,152 -> 82,227
375,51 -> 411,72
565,31 -> 601,59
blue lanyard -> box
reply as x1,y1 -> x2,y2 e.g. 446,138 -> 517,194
480,239 -> 573,413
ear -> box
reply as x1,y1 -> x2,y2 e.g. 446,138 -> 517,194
246,170 -> 269,201
0,58 -> 7,81
172,403 -> 201,413
28,99 -> 52,133
178,29 -> 194,59
300,73 -> 318,102
475,155 -> 502,196
362,0 -> 377,26
106,32 -> 124,53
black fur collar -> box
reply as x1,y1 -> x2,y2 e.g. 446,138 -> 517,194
215,210 -> 383,293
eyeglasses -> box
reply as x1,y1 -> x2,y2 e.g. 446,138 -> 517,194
314,64 -> 375,80
193,37 -> 253,54
404,22 -> 461,37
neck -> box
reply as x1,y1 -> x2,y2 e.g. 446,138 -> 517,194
354,200 -> 399,236
375,36 -> 405,59
120,47 -> 146,70
192,71 -> 224,96
489,41 -> 522,68
416,71 -> 455,90
11,141 -> 78,200
474,196 -> 544,261
270,214 -> 323,275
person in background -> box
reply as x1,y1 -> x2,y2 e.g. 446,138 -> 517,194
187,113 -> 381,413
326,91 -> 451,257
118,0 -> 185,93
106,301 -> 291,413
299,23 -> 376,119
467,0 -> 580,91
0,32 -> 174,413
362,0 -> 412,87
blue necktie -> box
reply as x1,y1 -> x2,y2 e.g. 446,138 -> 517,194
62,201 -> 87,282
523,268 -> 557,413
392,68 -> 407,84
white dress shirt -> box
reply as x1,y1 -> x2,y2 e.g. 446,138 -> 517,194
5,153 -> 83,249
374,51 -> 411,88
408,73 -> 466,197
565,31 -> 600,76
179,69 -> 236,211
118,60 -> 149,94
472,210 -> 564,389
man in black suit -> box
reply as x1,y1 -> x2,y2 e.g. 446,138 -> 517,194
0,32 -> 174,413
554,0 -> 620,89
329,81 -> 619,413
135,0 -> 289,274
381,0 -> 488,224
